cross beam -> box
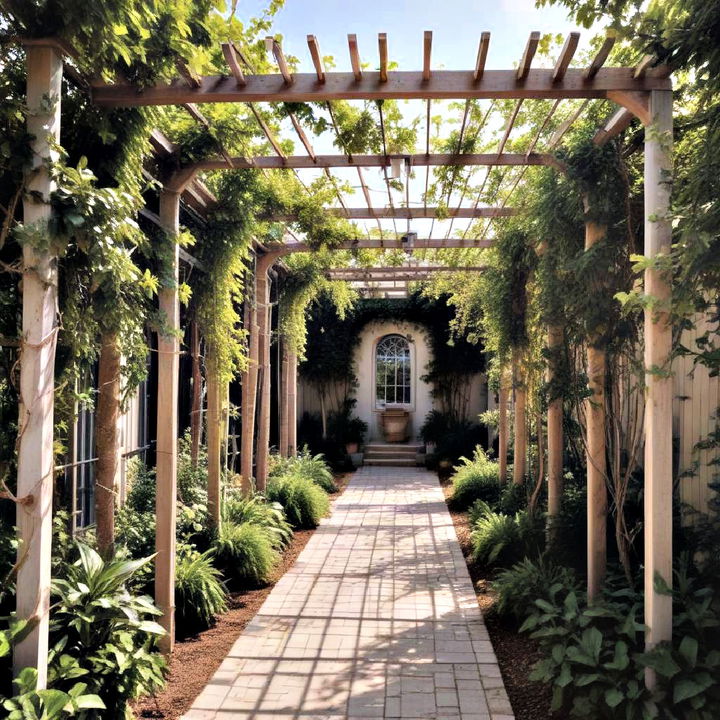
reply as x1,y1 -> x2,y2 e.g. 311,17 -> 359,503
269,207 -> 515,221
265,237 -> 493,254
327,265 -> 486,280
91,68 -> 671,107
182,152 -> 558,172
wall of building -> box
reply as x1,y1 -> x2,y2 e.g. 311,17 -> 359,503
297,319 -> 488,443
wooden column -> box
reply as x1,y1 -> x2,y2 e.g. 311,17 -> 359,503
643,89 -> 673,676
585,217 -> 608,602
512,353 -> 527,485
14,42 -> 62,685
240,273 -> 259,494
254,260 -> 272,491
546,325 -> 564,539
205,344 -> 222,527
155,188 -> 180,653
279,339 -> 290,457
95,331 -> 121,555
189,321 -> 202,468
498,370 -> 509,483
288,351 -> 298,457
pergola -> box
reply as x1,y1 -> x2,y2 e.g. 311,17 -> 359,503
17,29 -> 672,689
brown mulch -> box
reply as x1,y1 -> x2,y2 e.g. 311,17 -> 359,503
134,473 -> 351,720
440,478 -> 565,720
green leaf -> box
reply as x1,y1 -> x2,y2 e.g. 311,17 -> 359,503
673,674 -> 714,704
37,689 -> 71,716
73,694 -> 107,710
678,636 -> 698,669
604,687 -> 624,708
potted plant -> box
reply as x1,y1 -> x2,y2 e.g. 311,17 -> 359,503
381,408 -> 410,443
328,399 -> 368,456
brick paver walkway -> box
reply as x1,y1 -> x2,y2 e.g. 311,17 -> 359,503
184,466 -> 514,720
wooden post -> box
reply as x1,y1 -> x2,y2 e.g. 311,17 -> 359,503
279,339 -> 290,457
14,42 -> 62,686
155,188 -> 180,653
512,353 -> 527,485
255,261 -> 272,491
189,321 -> 202,468
585,217 -> 608,602
288,351 -> 298,457
240,273 -> 259,495
205,344 -> 222,527
643,89 -> 673,680
546,325 -> 564,539
498,369 -> 509,482
95,331 -> 121,556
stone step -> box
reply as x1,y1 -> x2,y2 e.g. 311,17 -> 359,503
365,449 -> 422,460
364,458 -> 417,467
365,444 -> 423,454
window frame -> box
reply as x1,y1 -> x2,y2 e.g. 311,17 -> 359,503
374,333 -> 413,410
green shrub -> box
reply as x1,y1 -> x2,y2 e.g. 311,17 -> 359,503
518,559 -> 720,719
498,481 -> 527,515
175,545 -> 227,636
50,543 -> 166,718
213,521 -> 279,585
125,458 -> 156,513
450,450 -> 501,510
267,473 -> 330,529
470,503 -> 544,568
492,556 -> 580,620
177,430 -> 208,506
421,410 -> 486,468
269,449 -> 337,493
223,492 -> 293,548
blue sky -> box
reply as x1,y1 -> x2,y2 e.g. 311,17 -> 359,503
238,0 -> 580,71
233,0 -> 600,242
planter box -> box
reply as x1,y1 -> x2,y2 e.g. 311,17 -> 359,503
381,408 -> 409,443
350,452 -> 364,468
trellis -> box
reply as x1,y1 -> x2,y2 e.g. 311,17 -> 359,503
15,28 -> 672,692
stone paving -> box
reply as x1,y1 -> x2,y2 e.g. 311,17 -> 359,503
184,466 -> 514,720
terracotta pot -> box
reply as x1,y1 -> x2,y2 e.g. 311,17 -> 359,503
346,442 -> 359,455
381,409 -> 409,443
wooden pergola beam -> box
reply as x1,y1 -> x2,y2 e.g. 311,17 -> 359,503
327,265 -> 486,279
182,151 -> 559,172
90,68 -> 671,107
517,32 -> 540,80
553,32 -> 580,82
268,206 -> 516,220
266,237 -> 493,253
474,32 -> 491,81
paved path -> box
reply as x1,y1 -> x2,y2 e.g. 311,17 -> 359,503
184,466 -> 514,720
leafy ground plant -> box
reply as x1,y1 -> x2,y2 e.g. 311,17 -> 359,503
213,521 -> 280,586
266,472 -> 330,529
223,491 -> 293,548
175,544 -> 228,636
50,543 -> 166,719
449,449 -> 501,510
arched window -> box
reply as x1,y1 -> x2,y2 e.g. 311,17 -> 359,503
375,334 -> 411,406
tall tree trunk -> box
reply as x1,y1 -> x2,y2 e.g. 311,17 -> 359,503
585,215 -> 608,602
546,325 -> 564,543
95,331 -> 121,557
240,275 -> 259,494
512,353 -> 527,485
189,320 -> 202,468
206,343 -> 222,528
498,369 -> 509,483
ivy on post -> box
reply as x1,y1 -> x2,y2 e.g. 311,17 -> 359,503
643,88 -> 673,687
155,187 -> 180,654
14,39 -> 63,688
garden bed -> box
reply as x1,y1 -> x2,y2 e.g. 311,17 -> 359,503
440,478 -> 567,720
135,473 -> 351,720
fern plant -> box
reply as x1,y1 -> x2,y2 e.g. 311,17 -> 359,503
175,545 -> 227,636
450,449 -> 501,510
470,504 -> 543,568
